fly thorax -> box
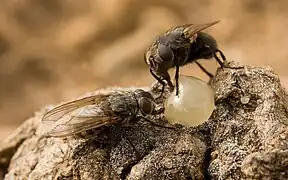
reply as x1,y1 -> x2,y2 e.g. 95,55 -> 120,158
109,92 -> 138,120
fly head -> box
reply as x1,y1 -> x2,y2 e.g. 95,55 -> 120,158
145,42 -> 175,74
145,21 -> 221,98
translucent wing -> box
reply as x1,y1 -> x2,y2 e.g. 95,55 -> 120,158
184,21 -> 219,35
169,21 -> 220,40
46,115 -> 121,137
42,94 -> 122,137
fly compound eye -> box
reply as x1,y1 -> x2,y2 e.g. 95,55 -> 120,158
139,97 -> 154,115
157,44 -> 174,62
140,91 -> 154,100
158,35 -> 169,44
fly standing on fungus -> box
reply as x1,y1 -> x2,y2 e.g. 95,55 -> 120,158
42,89 -> 172,138
145,20 -> 232,97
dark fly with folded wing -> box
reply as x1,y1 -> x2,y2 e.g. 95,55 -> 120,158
145,21 -> 228,97
42,89 -> 166,137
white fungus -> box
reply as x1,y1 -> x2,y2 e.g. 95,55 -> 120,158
164,75 -> 215,127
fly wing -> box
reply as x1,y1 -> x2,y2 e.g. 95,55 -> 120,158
182,21 -> 220,40
46,115 -> 120,137
42,94 -> 122,137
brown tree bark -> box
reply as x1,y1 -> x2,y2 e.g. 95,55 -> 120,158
1,62 -> 288,180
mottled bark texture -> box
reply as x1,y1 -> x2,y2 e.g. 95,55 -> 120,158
208,62 -> 288,179
1,62 -> 288,180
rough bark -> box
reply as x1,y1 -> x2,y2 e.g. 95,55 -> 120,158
1,62 -> 288,180
208,62 -> 288,179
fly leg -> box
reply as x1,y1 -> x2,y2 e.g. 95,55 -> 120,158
72,130 -> 105,158
175,60 -> 180,96
150,68 -> 166,99
195,61 -> 214,78
150,69 -> 174,99
214,49 -> 225,67
164,75 -> 174,93
121,130 -> 141,161
215,49 -> 243,69
138,116 -> 175,130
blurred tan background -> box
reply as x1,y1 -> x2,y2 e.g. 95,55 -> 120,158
0,0 -> 288,140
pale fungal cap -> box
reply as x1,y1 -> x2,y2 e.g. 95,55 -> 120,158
164,75 -> 215,127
